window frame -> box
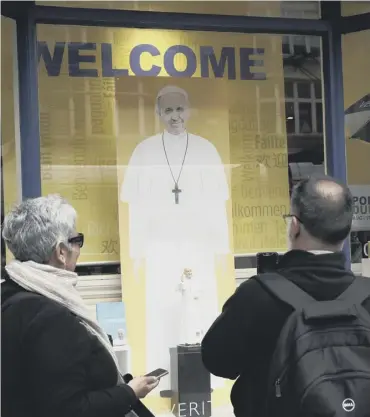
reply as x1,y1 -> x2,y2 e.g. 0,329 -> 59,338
3,0 -> 368,290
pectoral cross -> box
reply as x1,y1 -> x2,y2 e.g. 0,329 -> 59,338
172,183 -> 182,204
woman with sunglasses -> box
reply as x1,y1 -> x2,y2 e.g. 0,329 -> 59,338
1,194 -> 158,417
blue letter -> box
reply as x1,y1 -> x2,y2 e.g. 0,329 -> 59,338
130,44 -> 161,77
240,48 -> 266,80
68,42 -> 98,77
164,45 -> 196,78
200,46 -> 236,80
38,41 -> 65,77
101,43 -> 128,77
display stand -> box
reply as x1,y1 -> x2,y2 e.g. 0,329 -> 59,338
113,345 -> 131,375
169,344 -> 211,417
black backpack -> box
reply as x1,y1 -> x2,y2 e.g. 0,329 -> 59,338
256,273 -> 370,417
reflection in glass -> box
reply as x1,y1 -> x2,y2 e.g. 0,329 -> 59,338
297,81 -> 311,99
35,23 -> 326,415
342,29 -> 370,274
284,81 -> 294,98
36,0 -> 321,18
285,102 -> 295,134
316,103 -> 323,133
299,103 -> 312,133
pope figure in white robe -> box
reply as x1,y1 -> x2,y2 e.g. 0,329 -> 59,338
120,85 -> 230,391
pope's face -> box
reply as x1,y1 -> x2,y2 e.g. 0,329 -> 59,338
158,92 -> 190,135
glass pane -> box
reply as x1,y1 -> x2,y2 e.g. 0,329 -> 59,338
297,82 -> 311,99
37,1 -> 320,17
309,35 -> 321,53
259,83 -> 275,100
342,29 -> 370,275
284,81 -> 294,98
282,35 -> 291,55
1,16 -> 20,264
316,103 -> 323,133
342,1 -> 370,16
299,103 -> 312,133
36,24 -> 324,415
285,102 -> 295,133
314,81 -> 322,99
292,35 -> 307,55
260,102 -> 277,133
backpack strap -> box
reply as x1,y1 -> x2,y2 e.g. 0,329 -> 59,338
255,273 -> 315,311
336,276 -> 370,305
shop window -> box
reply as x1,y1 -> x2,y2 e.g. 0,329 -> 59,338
282,34 -> 321,57
284,81 -> 294,98
341,1 -> 370,16
316,102 -> 323,133
1,157 -> 6,271
1,16 -> 20,264
283,81 -> 323,135
36,1 -> 320,18
299,103 -> 312,133
285,102 -> 295,134
314,80 -> 322,98
297,81 -> 311,99
342,29 -> 370,276
36,24 -> 325,414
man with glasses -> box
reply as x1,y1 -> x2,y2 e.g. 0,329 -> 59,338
201,174 -> 370,417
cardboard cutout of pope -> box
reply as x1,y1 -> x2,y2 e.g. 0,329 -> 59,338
120,85 -> 230,390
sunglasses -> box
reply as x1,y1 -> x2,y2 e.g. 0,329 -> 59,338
68,233 -> 84,248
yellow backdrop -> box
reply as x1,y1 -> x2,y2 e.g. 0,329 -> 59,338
2,21 -> 289,414
113,27 -> 288,413
342,29 -> 370,186
1,17 -> 19,262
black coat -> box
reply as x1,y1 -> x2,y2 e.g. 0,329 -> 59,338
201,250 -> 370,417
1,274 -> 138,417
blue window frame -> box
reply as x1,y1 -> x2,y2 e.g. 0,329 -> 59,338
2,0 -> 369,265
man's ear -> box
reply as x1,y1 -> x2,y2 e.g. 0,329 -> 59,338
291,216 -> 301,239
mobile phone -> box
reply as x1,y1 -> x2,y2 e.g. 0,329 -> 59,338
257,252 -> 279,273
145,368 -> 169,379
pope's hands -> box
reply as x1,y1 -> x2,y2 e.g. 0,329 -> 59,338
128,376 -> 159,398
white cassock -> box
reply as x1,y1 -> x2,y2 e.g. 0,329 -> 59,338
120,131 -> 229,390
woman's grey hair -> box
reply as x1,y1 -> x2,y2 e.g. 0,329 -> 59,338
2,194 -> 77,263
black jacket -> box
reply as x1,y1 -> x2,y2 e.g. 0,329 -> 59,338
1,274 -> 138,417
201,250 -> 370,417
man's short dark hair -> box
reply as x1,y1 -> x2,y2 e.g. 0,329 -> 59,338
291,175 -> 353,245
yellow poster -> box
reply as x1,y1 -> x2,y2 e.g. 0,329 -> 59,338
37,25 -> 121,263
342,29 -> 370,231
3,20 -> 289,415
342,29 -> 370,185
37,1 -> 284,17
1,17 -> 19,262
1,17 -> 19,215
114,28 -> 288,414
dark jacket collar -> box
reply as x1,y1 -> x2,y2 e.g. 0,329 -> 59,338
278,250 -> 348,272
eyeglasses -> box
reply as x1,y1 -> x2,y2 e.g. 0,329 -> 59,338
68,233 -> 84,248
282,214 -> 303,225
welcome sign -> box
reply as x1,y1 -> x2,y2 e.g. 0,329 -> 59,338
38,41 -> 267,80
34,26 -> 290,263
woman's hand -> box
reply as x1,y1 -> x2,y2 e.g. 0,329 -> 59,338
128,376 -> 159,398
